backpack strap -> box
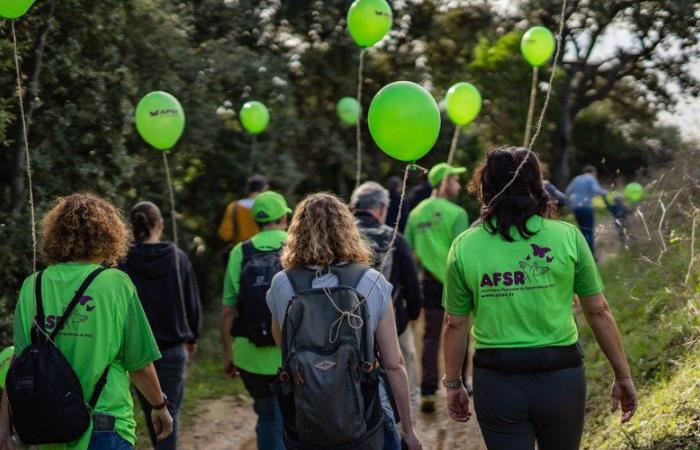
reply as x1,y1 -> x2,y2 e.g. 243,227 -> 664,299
331,263 -> 369,289
285,267 -> 318,294
88,365 -> 111,410
32,271 -> 45,344
49,267 -> 107,341
241,240 -> 256,263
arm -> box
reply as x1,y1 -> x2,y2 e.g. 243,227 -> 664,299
271,314 -> 282,347
220,306 -> 238,378
0,388 -> 15,449
443,314 -> 472,422
221,245 -> 243,377
580,293 -> 637,423
130,363 -> 173,440
375,304 -> 422,450
591,177 -> 608,196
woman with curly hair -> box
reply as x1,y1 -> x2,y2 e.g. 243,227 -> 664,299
0,193 -> 172,450
266,193 -> 422,450
442,147 -> 637,450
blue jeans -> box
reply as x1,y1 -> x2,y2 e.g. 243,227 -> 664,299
383,412 -> 401,450
239,369 -> 286,450
88,431 -> 133,450
573,207 -> 595,254
136,345 -> 187,450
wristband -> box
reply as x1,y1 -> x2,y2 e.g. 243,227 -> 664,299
441,376 -> 463,390
151,393 -> 168,411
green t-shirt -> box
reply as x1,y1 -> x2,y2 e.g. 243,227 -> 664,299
14,263 -> 161,449
223,229 -> 285,375
404,197 -> 469,283
443,216 -> 604,349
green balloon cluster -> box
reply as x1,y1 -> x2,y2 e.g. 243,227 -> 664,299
624,182 -> 644,203
445,82 -> 482,126
135,91 -> 186,151
521,26 -> 556,67
240,101 -> 270,135
368,81 -> 441,162
347,0 -> 393,48
0,346 -> 14,388
337,97 -> 361,125
0,0 -> 35,19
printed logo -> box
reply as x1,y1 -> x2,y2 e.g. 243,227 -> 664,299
479,243 -> 556,299
149,108 -> 179,117
313,360 -> 337,371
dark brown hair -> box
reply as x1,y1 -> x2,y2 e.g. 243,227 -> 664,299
41,193 -> 131,265
470,146 -> 555,241
130,201 -> 162,243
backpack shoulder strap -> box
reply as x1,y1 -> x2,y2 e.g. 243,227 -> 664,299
332,263 -> 369,289
32,271 -> 45,343
241,240 -> 256,261
285,267 -> 317,294
50,267 -> 106,341
88,365 -> 111,409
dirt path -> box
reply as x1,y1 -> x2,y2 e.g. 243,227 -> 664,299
179,390 -> 485,450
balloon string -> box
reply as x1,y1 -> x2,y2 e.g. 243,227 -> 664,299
355,49 -> 365,190
364,164 -> 409,299
11,21 -> 37,276
446,125 -> 461,166
523,66 -> 538,147
162,152 -> 193,338
487,0 -> 568,209
251,134 -> 258,170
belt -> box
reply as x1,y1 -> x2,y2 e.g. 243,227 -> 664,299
474,344 -> 583,373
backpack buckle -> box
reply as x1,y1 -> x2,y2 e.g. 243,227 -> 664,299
362,360 -> 378,373
278,371 -> 290,383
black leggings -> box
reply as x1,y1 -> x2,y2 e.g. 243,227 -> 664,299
473,366 -> 586,450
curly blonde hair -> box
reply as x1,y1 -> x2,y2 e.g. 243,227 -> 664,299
281,192 -> 372,268
41,193 -> 132,266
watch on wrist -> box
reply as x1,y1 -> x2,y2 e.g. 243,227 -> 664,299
152,393 -> 168,410
442,375 -> 463,390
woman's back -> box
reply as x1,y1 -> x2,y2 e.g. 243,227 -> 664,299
14,263 -> 160,449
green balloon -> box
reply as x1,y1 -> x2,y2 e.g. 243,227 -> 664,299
337,97 -> 361,125
624,182 -> 644,203
347,0 -> 392,48
0,0 -> 35,19
368,81 -> 441,162
521,26 -> 556,67
135,91 -> 185,151
0,346 -> 14,389
445,82 -> 482,126
240,101 -> 270,135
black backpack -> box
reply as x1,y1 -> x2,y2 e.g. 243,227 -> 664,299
274,264 -> 384,450
358,224 -> 394,279
231,241 -> 283,347
6,268 -> 111,445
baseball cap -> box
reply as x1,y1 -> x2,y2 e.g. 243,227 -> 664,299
252,191 -> 292,223
428,163 -> 467,187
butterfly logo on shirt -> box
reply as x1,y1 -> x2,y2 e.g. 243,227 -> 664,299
79,295 -> 96,312
518,244 -> 555,282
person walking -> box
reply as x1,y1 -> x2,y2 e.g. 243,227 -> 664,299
442,147 -> 637,450
0,193 -> 172,450
218,174 -> 269,246
351,182 -> 422,414
404,163 -> 469,413
119,201 -> 202,450
221,191 -> 291,450
565,165 -> 607,254
266,193 -> 422,450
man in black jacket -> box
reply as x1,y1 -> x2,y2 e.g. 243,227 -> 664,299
351,181 -> 422,414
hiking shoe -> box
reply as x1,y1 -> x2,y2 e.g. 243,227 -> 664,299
421,395 -> 437,413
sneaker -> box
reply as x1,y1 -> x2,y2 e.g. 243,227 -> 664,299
421,395 -> 437,413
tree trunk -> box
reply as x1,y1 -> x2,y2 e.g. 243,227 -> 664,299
550,98 -> 574,188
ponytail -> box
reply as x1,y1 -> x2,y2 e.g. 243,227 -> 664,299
129,201 -> 162,243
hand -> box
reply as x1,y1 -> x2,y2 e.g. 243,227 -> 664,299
224,357 -> 239,379
401,429 -> 423,450
151,406 -> 174,441
186,342 -> 198,359
611,377 -> 637,423
0,433 -> 16,450
446,386 -> 472,423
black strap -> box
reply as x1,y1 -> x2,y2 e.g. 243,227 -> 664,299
331,263 -> 369,288
88,365 -> 111,409
32,271 -> 45,344
49,267 -> 107,341
285,267 -> 317,294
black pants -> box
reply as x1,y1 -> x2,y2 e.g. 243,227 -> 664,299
420,272 -> 443,396
473,366 -> 586,450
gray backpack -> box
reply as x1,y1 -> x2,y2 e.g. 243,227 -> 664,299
275,264 -> 384,449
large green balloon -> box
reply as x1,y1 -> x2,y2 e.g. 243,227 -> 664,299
0,346 -> 14,389
135,91 -> 185,151
624,182 -> 644,203
368,81 -> 441,162
239,101 -> 270,135
445,82 -> 482,126
337,97 -> 361,125
0,0 -> 35,19
347,0 -> 392,48
521,26 -> 556,67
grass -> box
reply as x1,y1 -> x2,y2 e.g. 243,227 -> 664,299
580,238 -> 700,449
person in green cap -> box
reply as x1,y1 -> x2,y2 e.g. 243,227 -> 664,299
220,190 -> 291,450
404,163 -> 469,413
